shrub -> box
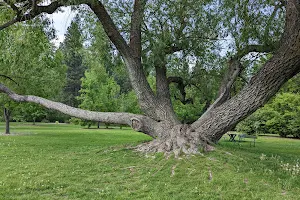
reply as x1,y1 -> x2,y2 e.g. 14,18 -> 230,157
236,93 -> 300,138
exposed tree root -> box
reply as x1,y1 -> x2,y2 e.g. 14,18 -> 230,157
135,124 -> 215,157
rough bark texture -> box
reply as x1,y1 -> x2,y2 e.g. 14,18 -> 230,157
191,0 -> 300,143
0,0 -> 300,155
0,83 -> 159,137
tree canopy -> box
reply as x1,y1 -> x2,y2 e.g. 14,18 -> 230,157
0,0 -> 300,154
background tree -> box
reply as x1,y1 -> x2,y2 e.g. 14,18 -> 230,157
0,16 -> 66,134
76,58 -> 121,128
60,14 -> 87,107
236,74 -> 300,138
0,0 -> 300,155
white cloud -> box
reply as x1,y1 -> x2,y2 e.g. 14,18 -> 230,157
46,7 -> 77,47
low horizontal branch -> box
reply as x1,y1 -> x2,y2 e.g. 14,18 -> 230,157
0,83 -> 158,137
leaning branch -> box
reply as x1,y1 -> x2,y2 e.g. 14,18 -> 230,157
0,83 -> 158,137
212,43 -> 276,108
191,0 -> 300,133
0,0 -> 161,122
88,0 -> 163,121
87,0 -> 133,60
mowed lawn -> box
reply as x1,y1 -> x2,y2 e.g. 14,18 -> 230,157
0,123 -> 299,200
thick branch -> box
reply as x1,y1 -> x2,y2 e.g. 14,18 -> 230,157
0,83 -> 158,137
87,1 -> 165,121
155,67 -> 179,124
211,59 -> 243,109
87,1 -> 133,60
192,0 -> 300,139
0,0 -> 162,122
129,0 -> 146,59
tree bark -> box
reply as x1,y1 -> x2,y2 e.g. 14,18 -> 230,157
0,83 -> 159,137
3,107 -> 10,135
191,0 -> 300,142
155,66 -> 180,124
0,0 -> 300,155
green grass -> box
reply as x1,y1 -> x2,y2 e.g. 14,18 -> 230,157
0,123 -> 299,199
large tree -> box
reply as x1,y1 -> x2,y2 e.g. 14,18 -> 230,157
0,15 -> 66,134
0,0 -> 300,155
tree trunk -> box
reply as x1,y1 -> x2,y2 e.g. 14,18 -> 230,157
0,0 -> 300,155
97,121 -> 100,129
135,123 -> 209,156
3,107 -> 10,135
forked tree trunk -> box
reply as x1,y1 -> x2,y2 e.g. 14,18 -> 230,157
3,107 -> 10,135
0,0 -> 300,155
134,0 -> 300,154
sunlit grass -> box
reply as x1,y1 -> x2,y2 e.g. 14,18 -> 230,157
0,123 -> 299,199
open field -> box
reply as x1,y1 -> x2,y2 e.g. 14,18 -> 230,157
0,123 -> 299,199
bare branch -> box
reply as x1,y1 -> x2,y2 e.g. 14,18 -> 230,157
0,1 -> 63,30
0,83 -> 159,137
208,43 -> 276,110
0,74 -> 19,85
191,0 -> 300,133
168,76 -> 187,102
213,59 -> 243,108
167,76 -> 193,105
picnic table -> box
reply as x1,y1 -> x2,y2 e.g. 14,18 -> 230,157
238,134 -> 257,146
228,133 -> 237,142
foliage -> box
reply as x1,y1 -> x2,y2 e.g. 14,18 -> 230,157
69,12 -> 140,128
0,123 -> 300,199
0,20 -> 66,124
236,92 -> 300,138
78,63 -> 120,112
12,104 -> 47,123
60,14 -> 87,107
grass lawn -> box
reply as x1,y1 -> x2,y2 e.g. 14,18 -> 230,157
0,123 -> 299,199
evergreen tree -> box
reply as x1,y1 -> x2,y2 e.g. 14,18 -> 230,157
60,14 -> 86,107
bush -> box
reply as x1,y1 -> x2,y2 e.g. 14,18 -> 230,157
236,93 -> 300,138
69,117 -> 94,128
